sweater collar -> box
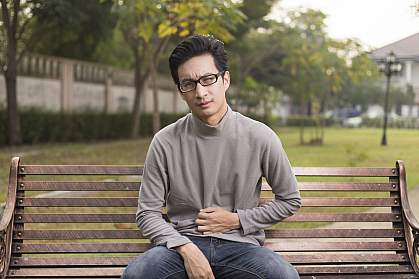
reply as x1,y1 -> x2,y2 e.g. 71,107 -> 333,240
191,106 -> 233,137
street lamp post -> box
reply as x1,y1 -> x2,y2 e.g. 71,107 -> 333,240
378,51 -> 402,146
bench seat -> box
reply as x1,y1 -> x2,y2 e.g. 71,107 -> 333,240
1,157 -> 418,278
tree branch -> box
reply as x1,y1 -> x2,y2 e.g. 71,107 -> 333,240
1,0 -> 11,38
16,13 -> 31,41
11,0 -> 20,37
152,35 -> 170,64
16,22 -> 42,64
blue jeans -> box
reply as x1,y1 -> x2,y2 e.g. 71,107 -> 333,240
122,236 -> 299,279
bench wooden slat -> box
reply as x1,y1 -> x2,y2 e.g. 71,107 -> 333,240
16,230 -> 143,239
19,197 -> 401,207
16,228 -> 404,240
296,265 -> 414,274
293,167 -> 397,177
7,265 -> 414,277
18,197 -> 138,207
11,256 -> 136,267
260,197 -> 401,207
287,253 -> 409,264
299,275 -> 418,279
296,198 -> 400,207
22,181 -> 140,191
12,243 -> 151,253
19,166 -> 396,177
8,267 -> 123,277
25,181 -> 398,192
265,228 -> 404,238
285,213 -> 401,222
11,253 -> 410,267
294,182 -> 398,191
264,241 -> 407,252
18,214 -> 136,223
17,213 -> 401,223
19,165 -> 143,175
12,241 -> 406,254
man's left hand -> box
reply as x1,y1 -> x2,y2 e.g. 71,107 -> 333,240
195,207 -> 240,234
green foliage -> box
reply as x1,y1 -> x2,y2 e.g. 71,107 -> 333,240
0,109 -> 185,145
31,0 -> 117,61
361,117 -> 419,129
92,26 -> 134,69
285,116 -> 335,127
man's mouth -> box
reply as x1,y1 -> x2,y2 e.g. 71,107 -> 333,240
197,101 -> 212,108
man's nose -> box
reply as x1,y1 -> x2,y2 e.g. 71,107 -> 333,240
195,83 -> 208,98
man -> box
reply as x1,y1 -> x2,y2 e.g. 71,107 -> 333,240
123,34 -> 301,279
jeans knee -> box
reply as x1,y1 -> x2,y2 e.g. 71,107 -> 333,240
266,262 -> 299,279
121,264 -> 138,279
121,246 -> 185,279
260,251 -> 299,279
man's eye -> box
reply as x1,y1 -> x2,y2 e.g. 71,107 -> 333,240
181,81 -> 195,89
201,76 -> 216,84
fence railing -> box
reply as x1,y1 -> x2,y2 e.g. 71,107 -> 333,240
18,53 -> 135,87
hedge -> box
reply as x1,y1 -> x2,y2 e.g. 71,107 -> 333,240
0,109 -> 345,145
0,109 -> 186,145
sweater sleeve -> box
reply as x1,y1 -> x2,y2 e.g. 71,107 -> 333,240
136,136 -> 191,249
236,128 -> 301,235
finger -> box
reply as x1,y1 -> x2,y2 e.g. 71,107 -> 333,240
197,225 -> 210,232
197,212 -> 210,219
195,218 -> 207,225
200,207 -> 217,213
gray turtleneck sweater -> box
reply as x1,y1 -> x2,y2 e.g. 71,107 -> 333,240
136,107 -> 301,248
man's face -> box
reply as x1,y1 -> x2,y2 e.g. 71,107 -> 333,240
177,53 -> 230,125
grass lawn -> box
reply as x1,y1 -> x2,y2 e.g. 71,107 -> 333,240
0,127 -> 418,205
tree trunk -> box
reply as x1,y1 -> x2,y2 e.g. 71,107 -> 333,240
299,100 -> 305,145
5,58 -> 22,145
150,60 -> 160,134
2,0 -> 22,145
130,47 -> 149,138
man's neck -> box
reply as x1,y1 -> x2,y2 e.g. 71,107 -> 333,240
199,104 -> 228,126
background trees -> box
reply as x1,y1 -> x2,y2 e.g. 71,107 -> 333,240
1,0 -> 389,145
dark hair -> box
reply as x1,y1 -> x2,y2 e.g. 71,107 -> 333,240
169,34 -> 228,85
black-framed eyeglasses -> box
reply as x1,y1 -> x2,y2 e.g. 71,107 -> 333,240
178,71 -> 225,93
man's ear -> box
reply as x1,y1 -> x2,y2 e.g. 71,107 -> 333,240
223,70 -> 230,91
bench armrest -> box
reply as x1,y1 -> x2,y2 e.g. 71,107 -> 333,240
397,160 -> 419,275
397,161 -> 419,231
0,157 -> 20,278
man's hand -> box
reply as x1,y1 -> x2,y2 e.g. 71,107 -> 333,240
195,207 -> 240,234
176,243 -> 214,279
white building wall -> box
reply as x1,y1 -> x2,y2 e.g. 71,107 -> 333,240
0,75 -> 61,111
0,75 -> 189,114
73,82 -> 105,112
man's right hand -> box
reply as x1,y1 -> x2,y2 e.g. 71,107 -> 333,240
176,242 -> 215,279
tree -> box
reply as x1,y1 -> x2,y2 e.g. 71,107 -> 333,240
115,0 -> 244,137
30,0 -> 116,62
228,0 -> 279,109
0,0 -> 40,145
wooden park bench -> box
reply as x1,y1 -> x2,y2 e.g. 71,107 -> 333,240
0,156 -> 418,278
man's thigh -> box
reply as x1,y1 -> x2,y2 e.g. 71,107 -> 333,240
213,241 -> 299,279
122,246 -> 187,279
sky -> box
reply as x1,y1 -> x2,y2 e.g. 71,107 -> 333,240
269,0 -> 419,50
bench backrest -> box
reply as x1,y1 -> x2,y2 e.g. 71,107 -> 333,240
1,157 -> 418,278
